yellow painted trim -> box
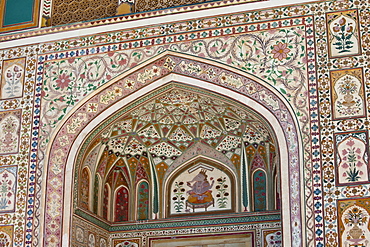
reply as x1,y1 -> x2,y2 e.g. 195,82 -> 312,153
0,0 -> 40,32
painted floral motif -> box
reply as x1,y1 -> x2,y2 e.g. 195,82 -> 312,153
266,230 -> 282,247
335,76 -> 363,116
55,73 -> 71,90
76,227 -> 84,243
331,17 -> 355,54
88,233 -> 95,247
41,50 -> 159,149
137,181 -> 149,220
100,238 -> 107,247
0,114 -> 19,154
215,177 -> 229,208
253,170 -> 266,211
327,10 -> 360,57
103,185 -> 109,220
337,135 -> 368,185
0,167 -> 16,212
341,205 -> 370,246
331,68 -> 365,120
0,232 -> 11,247
115,187 -> 129,222
80,168 -> 90,210
271,42 -> 290,61
172,181 -> 185,212
115,241 -> 139,247
2,65 -> 23,99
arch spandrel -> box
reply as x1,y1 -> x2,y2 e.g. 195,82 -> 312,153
43,52 -> 303,246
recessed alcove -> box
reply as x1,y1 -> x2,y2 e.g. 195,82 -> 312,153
72,81 -> 283,245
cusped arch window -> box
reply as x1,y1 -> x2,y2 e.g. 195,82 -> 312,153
74,84 -> 280,225
166,157 -> 236,217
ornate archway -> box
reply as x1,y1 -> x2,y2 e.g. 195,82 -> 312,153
42,52 -> 303,246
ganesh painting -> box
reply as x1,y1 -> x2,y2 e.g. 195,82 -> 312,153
186,170 -> 215,212
169,162 -> 233,216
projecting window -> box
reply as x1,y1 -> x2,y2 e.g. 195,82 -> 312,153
0,0 -> 39,32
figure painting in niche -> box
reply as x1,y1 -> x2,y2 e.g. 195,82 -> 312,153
186,169 -> 214,212
170,163 -> 232,215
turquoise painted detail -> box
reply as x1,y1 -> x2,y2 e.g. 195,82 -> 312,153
253,170 -> 267,211
93,175 -> 99,214
242,144 -> 248,210
3,0 -> 35,26
137,181 -> 150,220
75,209 -> 280,231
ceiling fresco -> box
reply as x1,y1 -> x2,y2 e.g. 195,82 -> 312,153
75,85 -> 278,222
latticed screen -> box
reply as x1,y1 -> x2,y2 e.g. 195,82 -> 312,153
135,0 -> 207,12
51,0 -> 118,26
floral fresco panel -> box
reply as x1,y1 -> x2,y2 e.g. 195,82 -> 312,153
0,166 -> 17,213
330,68 -> 365,120
0,110 -> 21,155
326,10 -> 361,58
0,225 -> 13,247
263,229 -> 282,247
335,131 -> 369,186
338,198 -> 370,247
113,239 -> 140,247
1,57 -> 25,99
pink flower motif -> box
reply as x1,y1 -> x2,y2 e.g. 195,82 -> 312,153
119,59 -> 127,66
356,148 -> 362,154
341,163 -> 349,169
356,161 -> 363,167
56,73 -> 71,89
346,139 -> 355,147
333,25 -> 341,32
342,172 -> 347,177
210,46 -> 218,52
338,17 -> 346,26
272,42 -> 290,61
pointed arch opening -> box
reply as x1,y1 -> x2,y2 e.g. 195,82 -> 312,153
43,52 -> 304,246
